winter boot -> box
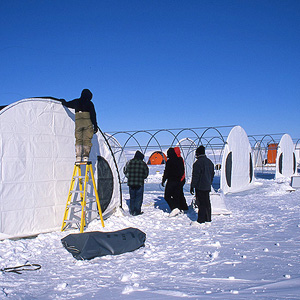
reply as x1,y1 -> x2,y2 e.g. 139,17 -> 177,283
82,145 -> 91,162
75,145 -> 83,162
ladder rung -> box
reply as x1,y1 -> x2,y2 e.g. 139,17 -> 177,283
64,220 -> 80,224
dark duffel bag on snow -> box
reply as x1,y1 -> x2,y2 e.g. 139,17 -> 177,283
61,227 -> 146,260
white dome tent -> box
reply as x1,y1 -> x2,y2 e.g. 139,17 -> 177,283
220,126 -> 255,194
0,98 -> 121,239
275,134 -> 297,179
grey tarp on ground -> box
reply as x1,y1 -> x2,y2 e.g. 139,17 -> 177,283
61,227 -> 146,260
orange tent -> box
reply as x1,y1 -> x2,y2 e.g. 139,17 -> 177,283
147,151 -> 167,165
267,143 -> 278,164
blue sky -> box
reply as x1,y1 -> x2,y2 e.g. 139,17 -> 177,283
1,0 -> 299,139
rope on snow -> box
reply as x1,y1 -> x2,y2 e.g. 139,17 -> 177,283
1,263 -> 41,274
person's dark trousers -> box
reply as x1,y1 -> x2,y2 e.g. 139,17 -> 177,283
129,185 -> 144,215
179,180 -> 188,211
195,189 -> 211,223
164,180 -> 181,211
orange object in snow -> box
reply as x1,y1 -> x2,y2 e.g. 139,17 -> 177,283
147,151 -> 167,165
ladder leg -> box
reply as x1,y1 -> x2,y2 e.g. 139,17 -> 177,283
89,164 -> 105,228
80,165 -> 89,233
61,164 -> 78,231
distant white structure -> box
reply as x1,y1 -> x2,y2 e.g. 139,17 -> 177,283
176,138 -> 196,180
0,99 -> 121,239
220,126 -> 255,194
275,134 -> 297,179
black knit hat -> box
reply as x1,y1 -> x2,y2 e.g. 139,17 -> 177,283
134,150 -> 144,160
81,89 -> 93,101
196,145 -> 205,156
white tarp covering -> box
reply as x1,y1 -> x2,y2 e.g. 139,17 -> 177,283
0,98 -> 121,239
252,141 -> 265,168
275,134 -> 296,179
220,126 -> 254,194
176,138 -> 196,181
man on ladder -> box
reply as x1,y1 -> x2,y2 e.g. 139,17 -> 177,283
60,89 -> 104,232
61,89 -> 98,162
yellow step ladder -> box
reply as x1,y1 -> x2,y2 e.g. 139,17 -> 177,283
61,161 -> 105,233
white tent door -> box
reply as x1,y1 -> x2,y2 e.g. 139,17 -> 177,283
275,134 -> 296,179
97,156 -> 114,212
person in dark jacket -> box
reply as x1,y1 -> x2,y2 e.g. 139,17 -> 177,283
61,89 -> 98,162
162,148 -> 185,216
123,151 -> 149,216
174,147 -> 188,211
190,145 -> 215,224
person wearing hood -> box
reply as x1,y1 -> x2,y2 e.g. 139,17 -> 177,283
123,151 -> 149,216
162,148 -> 185,217
174,147 -> 188,211
61,89 -> 98,162
190,145 -> 215,225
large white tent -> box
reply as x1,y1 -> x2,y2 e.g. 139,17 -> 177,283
275,133 -> 297,179
0,98 -> 121,239
220,126 -> 255,194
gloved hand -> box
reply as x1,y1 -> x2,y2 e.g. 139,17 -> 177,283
94,126 -> 98,134
161,181 -> 165,187
190,187 -> 194,195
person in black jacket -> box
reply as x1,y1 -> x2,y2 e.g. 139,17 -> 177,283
190,145 -> 215,224
162,148 -> 185,217
174,147 -> 188,211
61,89 -> 98,162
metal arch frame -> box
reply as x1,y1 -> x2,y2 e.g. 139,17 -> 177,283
107,131 -> 146,162
144,129 -> 177,158
175,137 -> 197,161
169,128 -> 202,148
197,127 -> 227,145
105,126 -> 231,160
294,138 -> 300,150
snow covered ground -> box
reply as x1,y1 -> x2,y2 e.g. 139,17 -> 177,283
1,165 -> 300,299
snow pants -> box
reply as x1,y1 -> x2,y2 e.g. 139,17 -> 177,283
179,180 -> 188,211
195,189 -> 211,223
129,185 -> 144,216
75,112 -> 94,157
164,180 -> 181,211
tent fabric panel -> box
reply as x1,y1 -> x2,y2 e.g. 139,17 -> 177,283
1,209 -> 35,237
